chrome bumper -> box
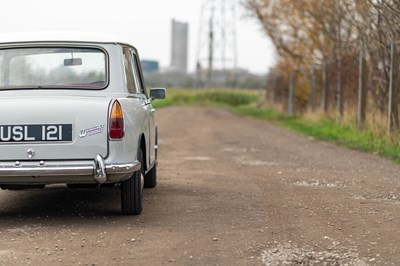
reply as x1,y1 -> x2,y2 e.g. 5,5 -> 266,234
0,155 -> 141,184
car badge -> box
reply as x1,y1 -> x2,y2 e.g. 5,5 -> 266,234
27,149 -> 35,158
79,125 -> 105,138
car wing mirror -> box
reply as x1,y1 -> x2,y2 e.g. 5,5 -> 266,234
150,88 -> 166,100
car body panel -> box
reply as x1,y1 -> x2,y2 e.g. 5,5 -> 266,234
0,94 -> 110,160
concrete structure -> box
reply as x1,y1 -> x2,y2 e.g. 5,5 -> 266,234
170,19 -> 188,73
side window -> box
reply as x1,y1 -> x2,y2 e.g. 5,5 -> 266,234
131,52 -> 147,97
122,47 -> 137,94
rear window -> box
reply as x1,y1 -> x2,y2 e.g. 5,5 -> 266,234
0,47 -> 107,90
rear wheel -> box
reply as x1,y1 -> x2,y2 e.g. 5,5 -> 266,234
144,164 -> 157,188
121,149 -> 144,215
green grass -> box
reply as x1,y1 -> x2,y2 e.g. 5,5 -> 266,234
153,89 -> 400,162
152,89 -> 258,109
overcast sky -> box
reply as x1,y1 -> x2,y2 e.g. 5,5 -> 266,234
0,0 -> 277,74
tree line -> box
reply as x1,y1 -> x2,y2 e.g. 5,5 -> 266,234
246,0 -> 400,114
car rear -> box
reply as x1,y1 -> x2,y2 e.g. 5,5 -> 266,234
0,44 -> 140,185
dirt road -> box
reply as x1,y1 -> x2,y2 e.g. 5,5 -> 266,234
0,107 -> 399,265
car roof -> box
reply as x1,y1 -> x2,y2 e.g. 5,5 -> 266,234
0,31 -> 137,50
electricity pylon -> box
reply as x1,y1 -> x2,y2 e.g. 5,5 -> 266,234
196,0 -> 238,87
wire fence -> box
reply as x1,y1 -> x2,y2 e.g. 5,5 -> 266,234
266,42 -> 400,133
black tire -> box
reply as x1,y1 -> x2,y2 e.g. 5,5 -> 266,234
144,164 -> 157,188
121,149 -> 143,215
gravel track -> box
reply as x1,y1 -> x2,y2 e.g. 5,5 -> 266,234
0,107 -> 399,265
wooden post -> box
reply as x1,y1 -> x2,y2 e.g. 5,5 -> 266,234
321,62 -> 328,112
336,57 -> 344,120
310,65 -> 317,112
357,51 -> 367,128
288,70 -> 296,116
388,43 -> 398,132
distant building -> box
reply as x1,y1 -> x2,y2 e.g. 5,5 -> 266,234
141,60 -> 159,74
170,19 -> 189,73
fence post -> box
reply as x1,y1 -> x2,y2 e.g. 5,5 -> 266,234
336,57 -> 344,120
310,65 -> 317,112
321,62 -> 328,112
388,43 -> 399,132
357,51 -> 367,128
288,70 -> 296,116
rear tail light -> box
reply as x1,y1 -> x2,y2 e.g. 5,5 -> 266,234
109,100 -> 124,139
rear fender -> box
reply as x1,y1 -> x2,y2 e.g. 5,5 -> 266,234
105,97 -> 143,165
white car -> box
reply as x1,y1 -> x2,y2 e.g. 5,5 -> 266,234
0,34 -> 166,215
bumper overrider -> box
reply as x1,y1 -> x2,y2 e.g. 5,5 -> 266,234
0,155 -> 141,184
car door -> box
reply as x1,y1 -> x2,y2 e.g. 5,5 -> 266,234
130,51 -> 155,168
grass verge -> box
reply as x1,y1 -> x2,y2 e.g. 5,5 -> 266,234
153,89 -> 400,162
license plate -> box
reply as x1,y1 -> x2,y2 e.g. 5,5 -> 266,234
0,124 -> 73,143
